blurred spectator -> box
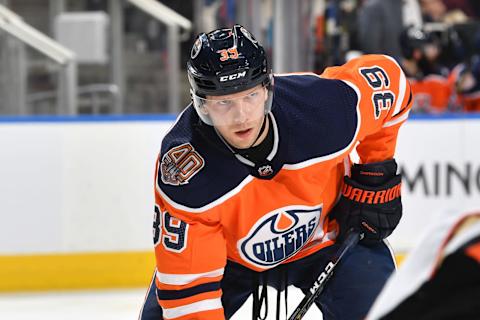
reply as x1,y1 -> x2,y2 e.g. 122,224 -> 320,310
420,0 -> 469,24
357,0 -> 422,58
420,0 -> 447,22
449,30 -> 480,112
443,0 -> 480,18
399,26 -> 453,113
452,58 -> 480,112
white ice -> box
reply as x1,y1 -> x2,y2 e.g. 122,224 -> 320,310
0,287 -> 323,320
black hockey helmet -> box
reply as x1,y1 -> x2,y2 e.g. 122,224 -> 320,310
400,26 -> 436,59
187,25 -> 273,125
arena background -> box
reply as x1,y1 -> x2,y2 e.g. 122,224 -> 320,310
1,0 -> 479,319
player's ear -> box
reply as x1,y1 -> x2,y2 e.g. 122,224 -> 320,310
200,107 -> 209,115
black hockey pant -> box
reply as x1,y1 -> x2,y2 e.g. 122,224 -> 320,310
139,241 -> 395,320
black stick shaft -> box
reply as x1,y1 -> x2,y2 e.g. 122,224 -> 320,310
288,230 -> 361,320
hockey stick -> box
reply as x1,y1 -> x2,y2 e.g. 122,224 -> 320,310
288,230 -> 362,320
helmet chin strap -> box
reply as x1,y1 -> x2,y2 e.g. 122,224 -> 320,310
248,114 -> 269,149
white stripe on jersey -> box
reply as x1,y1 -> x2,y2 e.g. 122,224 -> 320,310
162,298 -> 222,319
383,55 -> 408,116
156,268 -> 224,286
157,174 -> 254,213
444,217 -> 480,257
383,110 -> 410,128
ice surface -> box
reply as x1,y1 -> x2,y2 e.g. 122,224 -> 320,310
0,287 -> 323,320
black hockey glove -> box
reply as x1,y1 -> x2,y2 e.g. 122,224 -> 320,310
331,159 -> 402,245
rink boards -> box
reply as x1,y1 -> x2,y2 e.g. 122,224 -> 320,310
0,114 -> 479,291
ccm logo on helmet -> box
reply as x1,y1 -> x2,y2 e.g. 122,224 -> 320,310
219,71 -> 247,82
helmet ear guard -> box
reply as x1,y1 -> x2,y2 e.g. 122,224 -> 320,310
189,89 -> 209,116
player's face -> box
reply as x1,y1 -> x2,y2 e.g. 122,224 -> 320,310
204,85 -> 268,149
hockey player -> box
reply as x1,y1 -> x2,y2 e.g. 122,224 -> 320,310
452,56 -> 480,112
366,209 -> 480,319
398,26 -> 452,113
449,29 -> 480,112
139,25 -> 412,320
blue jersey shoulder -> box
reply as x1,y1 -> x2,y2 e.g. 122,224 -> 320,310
272,74 -> 358,163
157,106 -> 249,209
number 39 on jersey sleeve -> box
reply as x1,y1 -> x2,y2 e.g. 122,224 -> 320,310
321,54 -> 412,163
149,156 -> 227,320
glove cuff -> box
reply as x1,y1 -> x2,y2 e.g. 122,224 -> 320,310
351,159 -> 398,186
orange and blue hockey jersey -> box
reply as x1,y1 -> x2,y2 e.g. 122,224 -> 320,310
449,60 -> 480,112
149,54 -> 412,320
409,74 -> 452,113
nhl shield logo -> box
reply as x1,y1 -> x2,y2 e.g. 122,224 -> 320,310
258,165 -> 273,177
238,205 -> 322,269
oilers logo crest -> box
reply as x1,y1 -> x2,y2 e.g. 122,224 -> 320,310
238,205 -> 322,268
